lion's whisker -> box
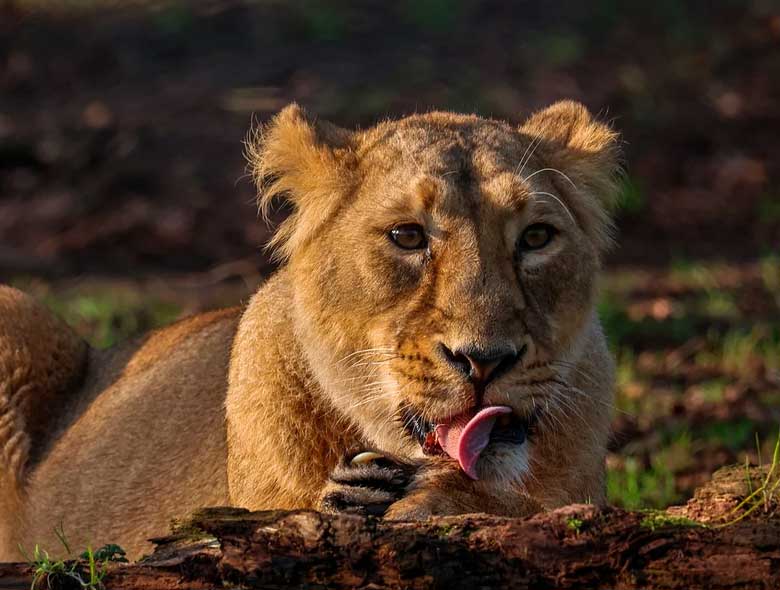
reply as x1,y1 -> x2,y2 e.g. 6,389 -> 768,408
336,347 -> 395,366
344,357 -> 399,371
515,134 -> 544,179
529,191 -> 576,224
523,166 -> 578,190
549,378 -> 632,417
347,390 -> 397,411
548,360 -> 600,388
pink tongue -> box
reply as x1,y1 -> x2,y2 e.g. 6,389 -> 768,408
434,406 -> 512,480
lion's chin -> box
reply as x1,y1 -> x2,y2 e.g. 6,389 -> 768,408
400,404 -> 539,480
473,440 -> 533,483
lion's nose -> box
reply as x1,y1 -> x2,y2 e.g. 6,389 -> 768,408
438,343 -> 522,387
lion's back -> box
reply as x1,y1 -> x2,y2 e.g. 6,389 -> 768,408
18,306 -> 241,560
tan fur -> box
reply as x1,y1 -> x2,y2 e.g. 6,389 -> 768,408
0,101 -> 620,560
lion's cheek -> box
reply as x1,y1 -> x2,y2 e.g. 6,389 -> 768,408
521,247 -> 598,355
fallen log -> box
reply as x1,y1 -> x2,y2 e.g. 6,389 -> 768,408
2,465 -> 778,590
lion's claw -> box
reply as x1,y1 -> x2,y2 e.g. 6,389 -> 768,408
319,451 -> 416,517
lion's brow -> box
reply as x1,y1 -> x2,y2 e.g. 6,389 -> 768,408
529,191 -> 576,224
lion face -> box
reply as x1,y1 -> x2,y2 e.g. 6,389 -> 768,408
250,101 -> 619,481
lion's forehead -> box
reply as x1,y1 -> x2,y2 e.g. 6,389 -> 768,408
360,122 -> 530,212
363,117 -> 524,172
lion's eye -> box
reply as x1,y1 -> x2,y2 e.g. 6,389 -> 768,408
389,224 -> 427,250
519,223 -> 555,251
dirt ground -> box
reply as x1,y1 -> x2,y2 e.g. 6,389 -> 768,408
1,0 -> 779,511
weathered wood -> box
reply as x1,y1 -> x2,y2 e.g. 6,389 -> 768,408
667,464 -> 775,523
0,563 -> 31,590
3,466 -> 778,590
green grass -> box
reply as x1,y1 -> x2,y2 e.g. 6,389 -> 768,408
715,431 -> 780,527
695,378 -> 728,403
598,295 -> 699,348
668,258 -> 720,290
608,428 -> 693,510
698,290 -> 738,319
11,279 -> 181,349
696,324 -> 780,377
607,454 -> 679,510
615,175 -> 646,215
20,524 -> 126,590
49,292 -> 179,349
697,419 -> 755,452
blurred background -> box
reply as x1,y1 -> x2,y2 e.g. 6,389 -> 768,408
1,0 -> 779,509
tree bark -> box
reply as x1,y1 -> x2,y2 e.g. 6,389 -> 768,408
3,466 -> 778,590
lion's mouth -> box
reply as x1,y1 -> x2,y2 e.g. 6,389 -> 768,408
401,406 -> 537,480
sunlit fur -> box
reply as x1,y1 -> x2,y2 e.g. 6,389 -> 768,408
233,101 -> 620,515
0,101 -> 620,560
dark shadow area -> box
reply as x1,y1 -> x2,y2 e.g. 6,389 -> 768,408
1,0 -> 778,277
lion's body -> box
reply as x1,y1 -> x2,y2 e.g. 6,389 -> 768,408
1,101 -> 620,560
1,289 -> 237,558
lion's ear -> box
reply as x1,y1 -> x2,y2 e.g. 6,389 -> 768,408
520,101 -> 622,250
247,103 -> 356,260
520,101 -> 620,206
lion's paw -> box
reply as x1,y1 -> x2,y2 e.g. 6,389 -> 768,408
319,451 -> 416,517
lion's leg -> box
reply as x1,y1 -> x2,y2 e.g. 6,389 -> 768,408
319,451 -> 418,516
384,461 -> 544,520
319,451 -> 543,519
0,286 -> 88,559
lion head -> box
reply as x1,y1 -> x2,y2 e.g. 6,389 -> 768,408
249,101 -> 620,485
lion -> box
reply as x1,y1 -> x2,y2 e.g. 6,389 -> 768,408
0,100 -> 620,560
